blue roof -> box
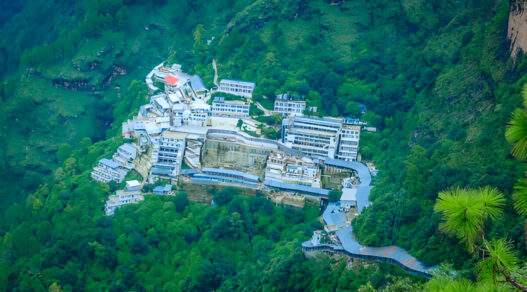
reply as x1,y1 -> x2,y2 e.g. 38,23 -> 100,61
151,167 -> 172,176
164,184 -> 172,191
202,168 -> 260,182
153,186 -> 164,193
295,116 -> 344,125
181,169 -> 199,175
190,75 -> 207,92
99,158 -> 120,169
263,179 -> 330,196
119,143 -> 136,154
221,79 -> 255,86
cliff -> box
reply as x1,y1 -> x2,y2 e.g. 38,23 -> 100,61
509,0 -> 527,60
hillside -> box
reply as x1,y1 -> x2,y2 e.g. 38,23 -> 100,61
1,0 -> 527,290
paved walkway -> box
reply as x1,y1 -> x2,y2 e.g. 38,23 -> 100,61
254,100 -> 272,116
212,59 -> 219,87
302,159 -> 436,277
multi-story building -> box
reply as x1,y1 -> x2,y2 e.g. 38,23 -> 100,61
335,124 -> 360,161
105,188 -> 144,215
264,152 -> 321,188
151,131 -> 187,178
281,116 -> 362,161
91,158 -> 129,183
218,79 -> 255,98
274,94 -> 306,117
211,97 -> 250,118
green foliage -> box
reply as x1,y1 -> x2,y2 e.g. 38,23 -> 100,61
328,189 -> 342,202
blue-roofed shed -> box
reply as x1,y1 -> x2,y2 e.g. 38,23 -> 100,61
263,179 -> 330,196
202,168 -> 260,182
153,186 -> 165,195
190,75 -> 207,92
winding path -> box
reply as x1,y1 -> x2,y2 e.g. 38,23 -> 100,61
302,158 -> 436,278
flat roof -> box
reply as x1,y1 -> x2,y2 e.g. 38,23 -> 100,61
119,143 -> 136,153
126,180 -> 141,187
263,179 -> 330,196
165,75 -> 179,86
341,188 -> 357,201
220,79 -> 255,86
99,158 -> 120,169
162,131 -> 188,139
295,116 -> 344,125
202,167 -> 260,182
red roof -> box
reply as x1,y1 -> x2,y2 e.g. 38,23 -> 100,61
164,75 -> 179,86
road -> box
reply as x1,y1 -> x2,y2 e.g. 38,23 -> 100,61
212,59 -> 219,88
302,159 -> 436,277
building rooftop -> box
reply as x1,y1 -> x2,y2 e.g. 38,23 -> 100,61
119,143 -> 136,154
263,179 -> 330,196
295,116 -> 344,125
165,75 -> 179,86
162,131 -> 188,140
99,158 -> 120,169
341,188 -> 357,202
202,167 -> 260,182
220,79 -> 256,86
190,75 -> 207,92
126,180 -> 141,189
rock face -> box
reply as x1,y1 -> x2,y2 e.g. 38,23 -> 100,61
509,0 -> 527,60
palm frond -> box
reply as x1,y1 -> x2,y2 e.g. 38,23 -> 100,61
435,188 -> 485,246
505,108 -> 527,160
513,179 -> 527,217
477,186 -> 505,221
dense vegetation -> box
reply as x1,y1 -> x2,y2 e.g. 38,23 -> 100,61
3,0 -> 527,290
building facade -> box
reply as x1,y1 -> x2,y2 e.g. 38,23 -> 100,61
264,152 -> 321,188
151,131 -> 187,178
211,97 -> 250,118
282,117 -> 362,161
91,158 -> 129,183
218,79 -> 255,98
105,189 -> 144,215
274,94 -> 306,117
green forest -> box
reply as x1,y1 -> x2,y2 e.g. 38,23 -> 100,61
2,0 -> 527,290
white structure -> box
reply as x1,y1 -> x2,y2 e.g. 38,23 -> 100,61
125,180 -> 141,192
151,131 -> 187,178
189,75 -> 210,99
116,143 -> 137,161
340,188 -> 357,208
335,124 -> 360,161
281,117 -> 362,161
211,97 -> 250,118
264,152 -> 321,188
274,94 -> 306,117
218,79 -> 255,98
91,158 -> 129,183
105,189 -> 144,215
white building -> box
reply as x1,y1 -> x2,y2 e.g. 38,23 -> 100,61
281,117 -> 362,161
340,188 -> 357,208
218,79 -> 255,98
211,97 -> 250,118
264,152 -> 321,188
91,158 -> 129,183
125,180 -> 141,192
116,143 -> 137,161
335,124 -> 360,161
105,189 -> 144,215
274,94 -> 306,117
151,131 -> 187,178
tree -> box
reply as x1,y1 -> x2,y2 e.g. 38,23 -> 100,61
344,101 -> 361,117
434,186 -> 527,290
506,83 -> 527,160
174,192 -> 189,213
56,144 -> 73,164
213,187 -> 236,206
328,190 -> 342,202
